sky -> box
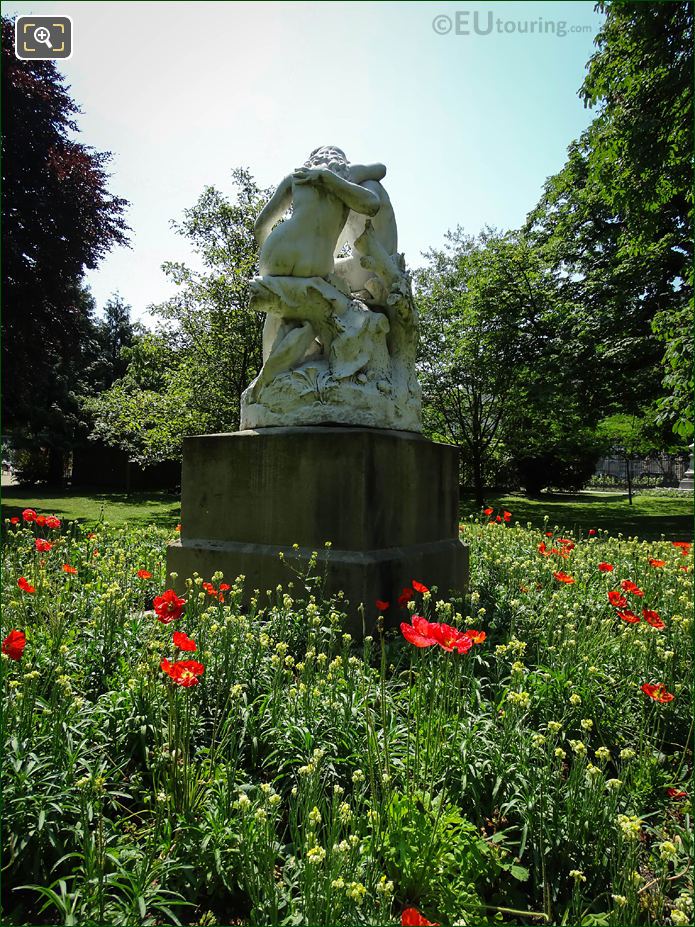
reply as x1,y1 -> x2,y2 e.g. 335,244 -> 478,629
7,0 -> 605,323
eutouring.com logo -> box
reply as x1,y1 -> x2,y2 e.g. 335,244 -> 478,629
432,11 -> 594,38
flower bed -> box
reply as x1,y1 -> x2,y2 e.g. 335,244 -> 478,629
2,508 -> 692,925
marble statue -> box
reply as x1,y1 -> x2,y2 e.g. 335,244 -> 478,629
240,146 -> 422,432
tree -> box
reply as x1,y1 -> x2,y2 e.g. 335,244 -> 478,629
596,412 -> 673,506
9,284 -> 99,484
91,294 -> 138,390
88,170 -> 267,464
527,1 -> 693,436
85,333 -> 201,466
417,228 -> 603,502
97,293 -> 142,389
1,16 -> 129,480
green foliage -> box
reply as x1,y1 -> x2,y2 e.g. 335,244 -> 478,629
1,17 -> 129,472
594,411 -> 688,504
88,170 -> 268,465
416,229 -> 605,498
596,414 -> 660,460
86,334 -> 202,466
2,512 -> 692,924
6,293 -> 140,487
89,295 -> 140,392
417,229 -> 535,496
527,1 -> 693,437
512,420 -> 605,497
377,789 -> 495,918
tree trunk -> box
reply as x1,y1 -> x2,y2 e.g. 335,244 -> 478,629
46,446 -> 65,488
472,449 -> 484,508
626,456 -> 633,506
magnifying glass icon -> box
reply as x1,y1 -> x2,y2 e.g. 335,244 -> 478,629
33,26 -> 53,49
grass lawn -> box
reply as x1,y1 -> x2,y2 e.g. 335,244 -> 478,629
1,486 -> 180,528
461,490 -> 693,541
2,486 -> 692,539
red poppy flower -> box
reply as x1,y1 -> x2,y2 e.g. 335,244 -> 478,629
495,515 -> 502,523
35,538 -> 52,553
397,586 -> 414,607
153,589 -> 186,624
160,658 -> 204,687
617,609 -> 640,624
62,564 -> 78,574
483,507 -> 494,516
642,609 -> 665,629
412,579 -> 429,594
402,908 -> 440,926
429,622 -> 473,654
2,629 -> 26,660
173,630 -> 197,651
87,532 -> 96,540
641,682 -> 674,703
202,581 -> 218,597
502,511 -> 511,522
621,579 -> 644,597
137,569 -> 153,580
45,516 -> 61,529
588,529 -> 597,536
598,562 -> 614,573
557,538 -> 575,550
219,583 -> 231,591
648,558 -> 666,568
401,615 -> 438,648
464,629 -> 486,644
672,541 -> 691,550
538,542 -> 552,556
17,576 -> 35,594
545,531 -> 553,537
22,508 -> 37,522
608,590 -> 628,608
666,788 -> 687,800
175,524 -> 181,532
35,515 -> 47,526
553,571 -> 575,584
375,599 -> 390,612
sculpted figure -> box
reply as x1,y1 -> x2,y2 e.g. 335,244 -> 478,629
240,146 -> 422,432
255,146 -> 383,278
253,147 -> 388,382
334,169 -> 398,302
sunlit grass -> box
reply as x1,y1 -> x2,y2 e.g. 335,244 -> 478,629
1,487 -> 180,528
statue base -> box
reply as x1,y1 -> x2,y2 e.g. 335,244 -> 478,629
167,427 -> 468,634
240,376 -> 421,432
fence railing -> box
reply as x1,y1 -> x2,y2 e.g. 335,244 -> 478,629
592,454 -> 688,487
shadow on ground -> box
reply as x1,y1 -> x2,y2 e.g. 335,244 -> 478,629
2,487 -> 691,541
461,491 -> 693,542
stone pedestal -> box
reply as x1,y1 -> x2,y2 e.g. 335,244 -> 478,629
167,427 -> 468,633
678,445 -> 694,491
